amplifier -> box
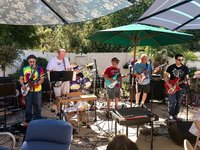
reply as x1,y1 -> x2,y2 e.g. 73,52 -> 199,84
0,77 -> 15,84
0,77 -> 16,97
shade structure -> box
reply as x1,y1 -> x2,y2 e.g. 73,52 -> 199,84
0,0 -> 132,25
89,23 -> 193,48
138,0 -> 200,30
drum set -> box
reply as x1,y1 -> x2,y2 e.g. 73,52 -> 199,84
70,63 -> 104,93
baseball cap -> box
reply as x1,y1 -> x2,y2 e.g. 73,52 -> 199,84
111,57 -> 120,62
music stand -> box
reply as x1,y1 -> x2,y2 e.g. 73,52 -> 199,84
50,71 -> 74,82
49,71 -> 74,119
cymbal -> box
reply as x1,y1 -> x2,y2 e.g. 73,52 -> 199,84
86,63 -> 94,67
90,69 -> 96,72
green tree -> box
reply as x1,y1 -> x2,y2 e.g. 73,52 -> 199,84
0,25 -> 39,76
0,45 -> 23,76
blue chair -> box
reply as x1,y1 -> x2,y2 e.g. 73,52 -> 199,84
21,119 -> 73,150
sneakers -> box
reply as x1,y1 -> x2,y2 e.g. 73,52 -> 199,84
56,112 -> 61,119
165,115 -> 182,125
134,103 -> 139,107
140,103 -> 147,108
21,122 -> 29,127
173,116 -> 182,122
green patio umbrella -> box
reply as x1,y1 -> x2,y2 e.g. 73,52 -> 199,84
89,23 -> 193,106
89,23 -> 193,64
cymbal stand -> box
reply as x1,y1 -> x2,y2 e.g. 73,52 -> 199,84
92,59 -> 98,122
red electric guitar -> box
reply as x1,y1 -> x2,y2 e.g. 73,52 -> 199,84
165,78 -> 186,95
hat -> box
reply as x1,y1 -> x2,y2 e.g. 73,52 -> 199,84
27,54 -> 36,60
59,48 -> 66,52
111,57 -> 120,62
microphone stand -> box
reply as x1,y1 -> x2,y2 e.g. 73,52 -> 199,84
149,60 -> 153,112
93,59 -> 98,121
185,78 -> 190,121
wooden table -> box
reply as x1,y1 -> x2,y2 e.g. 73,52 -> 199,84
58,92 -> 97,120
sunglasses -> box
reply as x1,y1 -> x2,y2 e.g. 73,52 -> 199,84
177,59 -> 184,61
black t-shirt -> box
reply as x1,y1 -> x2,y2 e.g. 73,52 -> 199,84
166,64 -> 189,88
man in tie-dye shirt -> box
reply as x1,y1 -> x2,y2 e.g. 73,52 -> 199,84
19,55 -> 45,126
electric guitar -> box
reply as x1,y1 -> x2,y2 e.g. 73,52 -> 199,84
105,73 -> 129,88
165,78 -> 186,95
21,74 -> 45,96
136,63 -> 167,84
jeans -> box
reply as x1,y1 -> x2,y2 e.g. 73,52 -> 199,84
168,89 -> 184,117
25,91 -> 42,122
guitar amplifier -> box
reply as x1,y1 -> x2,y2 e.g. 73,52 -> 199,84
0,77 -> 15,84
0,77 -> 16,97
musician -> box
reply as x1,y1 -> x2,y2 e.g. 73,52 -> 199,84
103,57 -> 128,113
46,48 -> 71,117
19,55 -> 45,126
164,54 -> 190,122
133,54 -> 159,107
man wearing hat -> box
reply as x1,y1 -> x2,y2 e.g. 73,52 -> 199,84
103,57 -> 127,114
46,48 -> 71,117
19,54 -> 45,126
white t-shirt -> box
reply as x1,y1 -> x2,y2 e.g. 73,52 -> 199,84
46,56 -> 70,71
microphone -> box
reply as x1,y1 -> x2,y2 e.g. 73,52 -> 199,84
30,64 -> 34,68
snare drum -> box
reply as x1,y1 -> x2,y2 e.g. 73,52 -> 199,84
70,81 -> 81,91
82,78 -> 92,89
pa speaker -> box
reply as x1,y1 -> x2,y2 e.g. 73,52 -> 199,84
168,121 -> 196,145
151,79 -> 165,100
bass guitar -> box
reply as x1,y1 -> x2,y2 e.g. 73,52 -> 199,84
105,73 -> 129,88
21,74 -> 45,96
165,78 -> 186,95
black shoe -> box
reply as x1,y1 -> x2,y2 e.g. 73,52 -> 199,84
56,112 -> 61,116
73,128 -> 78,135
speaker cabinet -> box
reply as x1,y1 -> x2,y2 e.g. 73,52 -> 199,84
168,121 -> 196,145
151,79 -> 165,100
0,77 -> 16,97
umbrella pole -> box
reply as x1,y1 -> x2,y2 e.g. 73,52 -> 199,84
130,45 -> 137,107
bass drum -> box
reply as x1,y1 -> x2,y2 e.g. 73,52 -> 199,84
82,78 -> 92,89
70,81 -> 81,92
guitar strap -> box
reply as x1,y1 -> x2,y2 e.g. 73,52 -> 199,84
28,66 -> 38,82
63,58 -> 66,71
29,66 -> 38,91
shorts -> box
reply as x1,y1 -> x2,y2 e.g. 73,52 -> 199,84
136,83 -> 150,93
53,81 -> 70,97
107,87 -> 120,99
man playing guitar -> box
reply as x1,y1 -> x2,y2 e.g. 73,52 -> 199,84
133,54 -> 160,107
103,57 -> 128,114
164,54 -> 190,122
19,55 -> 45,126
